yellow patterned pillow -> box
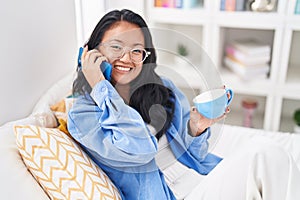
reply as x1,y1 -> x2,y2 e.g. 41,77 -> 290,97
14,125 -> 121,200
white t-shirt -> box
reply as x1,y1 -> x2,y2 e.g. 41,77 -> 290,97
155,134 -> 205,199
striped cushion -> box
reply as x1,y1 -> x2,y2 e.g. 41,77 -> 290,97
14,125 -> 121,200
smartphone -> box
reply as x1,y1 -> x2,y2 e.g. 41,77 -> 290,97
77,47 -> 112,81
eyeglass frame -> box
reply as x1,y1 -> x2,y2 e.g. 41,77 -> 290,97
98,42 -> 151,64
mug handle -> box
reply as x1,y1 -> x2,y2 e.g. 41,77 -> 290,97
225,88 -> 234,105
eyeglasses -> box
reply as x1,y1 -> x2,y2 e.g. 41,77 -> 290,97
99,42 -> 151,64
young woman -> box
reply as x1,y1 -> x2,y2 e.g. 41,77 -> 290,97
68,9 -> 300,200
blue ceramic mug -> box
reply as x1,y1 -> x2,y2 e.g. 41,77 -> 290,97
193,88 -> 234,119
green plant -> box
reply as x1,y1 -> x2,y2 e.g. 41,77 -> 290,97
177,44 -> 189,57
294,108 -> 300,126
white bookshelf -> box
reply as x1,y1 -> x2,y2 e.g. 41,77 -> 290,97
78,0 -> 300,133
146,0 -> 300,132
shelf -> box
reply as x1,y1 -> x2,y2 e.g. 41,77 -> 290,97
147,0 -> 300,132
155,60 -> 209,90
155,47 -> 226,91
151,23 -> 204,46
287,14 -> 300,24
220,68 -> 273,96
224,93 -> 266,129
215,12 -> 284,29
148,7 -> 208,25
215,27 -> 276,78
224,108 -> 265,129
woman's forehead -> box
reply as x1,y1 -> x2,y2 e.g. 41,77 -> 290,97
102,21 -> 145,46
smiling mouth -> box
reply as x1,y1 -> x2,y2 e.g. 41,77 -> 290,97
115,65 -> 132,72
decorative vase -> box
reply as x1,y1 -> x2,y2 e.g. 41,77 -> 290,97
242,98 -> 258,128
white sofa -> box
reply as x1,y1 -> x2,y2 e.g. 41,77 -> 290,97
1,73 -> 300,199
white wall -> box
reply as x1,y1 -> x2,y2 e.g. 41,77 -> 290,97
0,0 -> 146,125
76,0 -> 146,46
75,0 -> 105,45
104,0 -> 145,19
0,0 -> 78,125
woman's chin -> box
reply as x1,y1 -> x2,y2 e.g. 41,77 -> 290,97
111,75 -> 132,85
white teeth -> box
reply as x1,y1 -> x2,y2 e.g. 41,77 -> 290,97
115,66 -> 131,72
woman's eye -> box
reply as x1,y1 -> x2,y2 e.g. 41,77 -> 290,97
110,45 -> 123,51
132,49 -> 143,54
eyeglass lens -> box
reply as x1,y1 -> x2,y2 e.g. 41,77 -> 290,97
104,43 -> 149,63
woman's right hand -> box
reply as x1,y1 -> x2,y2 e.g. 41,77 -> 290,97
80,46 -> 107,88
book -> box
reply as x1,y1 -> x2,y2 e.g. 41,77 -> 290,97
175,0 -> 183,8
154,0 -> 174,8
225,45 -> 271,65
226,0 -> 236,11
220,0 -> 226,11
232,39 -> 271,56
235,0 -> 245,11
295,0 -> 300,14
224,56 -> 269,80
154,0 -> 163,7
163,0 -> 175,8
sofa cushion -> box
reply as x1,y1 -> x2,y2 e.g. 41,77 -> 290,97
50,95 -> 75,136
14,125 -> 121,200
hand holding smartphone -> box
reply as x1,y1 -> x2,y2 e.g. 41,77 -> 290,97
77,47 -> 112,81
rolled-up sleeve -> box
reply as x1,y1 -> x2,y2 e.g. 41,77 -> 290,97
67,80 -> 158,168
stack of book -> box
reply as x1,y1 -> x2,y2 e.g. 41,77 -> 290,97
154,0 -> 198,9
224,39 -> 271,80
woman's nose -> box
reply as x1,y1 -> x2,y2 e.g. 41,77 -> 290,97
119,50 -> 131,63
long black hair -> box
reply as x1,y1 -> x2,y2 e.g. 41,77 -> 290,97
72,9 -> 175,140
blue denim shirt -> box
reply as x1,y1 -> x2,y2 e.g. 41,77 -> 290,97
67,78 -> 222,200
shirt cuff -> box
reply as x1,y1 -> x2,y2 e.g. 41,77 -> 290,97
186,125 -> 210,145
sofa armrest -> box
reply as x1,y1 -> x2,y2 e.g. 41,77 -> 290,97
211,124 -> 300,170
32,72 -> 75,115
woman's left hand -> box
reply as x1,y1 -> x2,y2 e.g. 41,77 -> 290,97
189,107 -> 230,137
189,87 -> 231,137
